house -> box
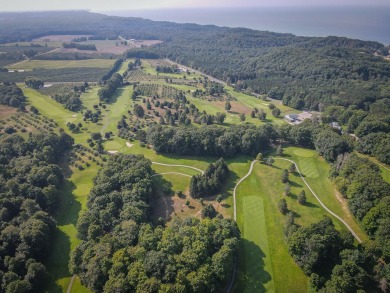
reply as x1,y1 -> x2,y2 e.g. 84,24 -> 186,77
285,114 -> 299,123
330,122 -> 341,130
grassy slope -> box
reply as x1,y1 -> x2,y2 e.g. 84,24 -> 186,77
9,59 -> 116,70
233,147 -> 368,292
45,166 -> 96,293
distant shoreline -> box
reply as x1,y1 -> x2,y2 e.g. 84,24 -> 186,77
99,6 -> 390,45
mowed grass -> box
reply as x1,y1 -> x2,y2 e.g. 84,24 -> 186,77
233,147 -> 368,292
45,165 -> 98,293
285,147 -> 367,241
8,59 -> 116,70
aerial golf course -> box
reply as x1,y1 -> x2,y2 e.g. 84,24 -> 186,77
2,56 -> 369,293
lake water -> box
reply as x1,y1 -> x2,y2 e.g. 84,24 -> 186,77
102,6 -> 390,45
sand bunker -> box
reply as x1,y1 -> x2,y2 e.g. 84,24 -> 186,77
126,142 -> 133,148
107,150 -> 118,154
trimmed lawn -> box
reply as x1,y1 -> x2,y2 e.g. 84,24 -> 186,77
284,147 -> 367,242
45,165 -> 98,293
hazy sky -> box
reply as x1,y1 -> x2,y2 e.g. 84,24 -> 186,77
0,0 -> 389,12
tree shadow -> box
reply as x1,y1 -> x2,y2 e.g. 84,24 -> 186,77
55,179 -> 82,227
44,228 -> 72,293
151,175 -> 175,223
237,239 -> 272,292
303,201 -> 320,209
289,181 -> 303,188
107,87 -> 126,105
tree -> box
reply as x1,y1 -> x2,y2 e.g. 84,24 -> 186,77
265,157 -> 274,166
281,169 -> 289,183
272,107 -> 281,117
134,104 -> 145,118
201,204 -> 217,219
278,199 -> 288,214
288,163 -> 296,173
258,109 -> 266,121
225,101 -> 231,111
25,77 -> 44,89
216,195 -> 223,205
276,145 -> 283,156
239,113 -> 246,122
298,190 -> 306,205
284,183 -> 291,196
256,153 -> 263,162
91,132 -> 102,141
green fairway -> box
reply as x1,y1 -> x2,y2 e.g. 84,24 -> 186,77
285,147 -> 367,242
45,165 -> 98,293
8,59 -> 116,70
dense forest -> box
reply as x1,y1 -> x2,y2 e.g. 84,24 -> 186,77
70,154 -> 239,292
1,11 -> 389,110
0,83 -> 26,108
0,132 -> 73,292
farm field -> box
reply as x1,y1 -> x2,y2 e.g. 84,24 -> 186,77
2,56 -> 370,293
8,59 -> 116,70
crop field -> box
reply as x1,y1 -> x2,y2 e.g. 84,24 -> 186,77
1,67 -> 108,82
8,59 -> 116,70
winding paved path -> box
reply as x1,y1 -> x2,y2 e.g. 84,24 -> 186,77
152,172 -> 192,178
66,275 -> 76,293
273,157 -> 362,243
232,157 -> 362,243
233,160 -> 257,221
151,161 -> 205,174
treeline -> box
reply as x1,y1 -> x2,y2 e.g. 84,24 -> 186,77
285,216 -> 387,292
0,82 -> 26,107
331,154 -> 390,242
70,154 -> 239,292
52,93 -> 82,111
98,73 -> 123,103
146,124 -> 274,157
101,58 -> 123,81
323,99 -> 390,164
62,42 -> 97,51
156,65 -> 177,73
190,158 -> 229,198
0,132 -> 73,292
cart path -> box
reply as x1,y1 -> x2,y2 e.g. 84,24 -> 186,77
151,161 -> 205,174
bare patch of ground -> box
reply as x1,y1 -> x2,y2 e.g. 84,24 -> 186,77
0,105 -> 17,119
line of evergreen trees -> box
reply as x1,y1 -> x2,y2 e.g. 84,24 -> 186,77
98,73 -> 123,103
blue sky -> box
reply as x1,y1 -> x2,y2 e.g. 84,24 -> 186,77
0,0 -> 389,12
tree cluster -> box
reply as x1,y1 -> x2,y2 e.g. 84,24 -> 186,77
146,124 -> 274,157
52,93 -> 82,111
70,154 -> 240,292
189,158 -> 229,198
0,82 -> 26,108
98,73 -> 123,103
62,42 -> 97,51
